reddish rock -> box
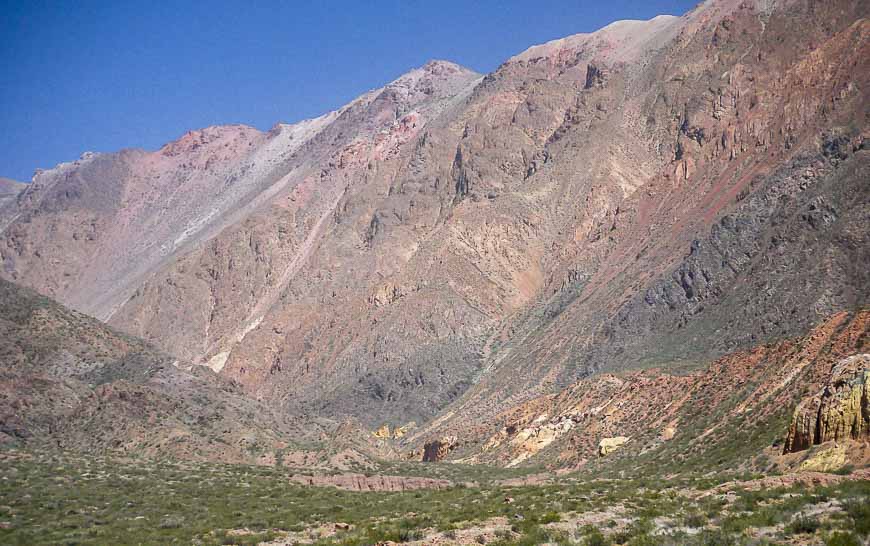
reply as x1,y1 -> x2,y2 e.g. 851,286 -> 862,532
288,473 -> 451,491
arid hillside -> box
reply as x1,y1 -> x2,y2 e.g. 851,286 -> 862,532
0,277 -> 342,466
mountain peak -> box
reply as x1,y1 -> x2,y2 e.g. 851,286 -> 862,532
372,59 -> 481,115
390,59 -> 479,88
509,14 -> 682,65
421,59 -> 473,73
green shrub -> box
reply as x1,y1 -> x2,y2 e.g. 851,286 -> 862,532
684,512 -> 707,528
826,531 -> 861,546
693,529 -> 737,546
842,499 -> 870,535
787,515 -> 821,535
584,528 -> 610,546
539,511 -> 561,524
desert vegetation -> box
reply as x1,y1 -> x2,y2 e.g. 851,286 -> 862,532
1,450 -> 867,545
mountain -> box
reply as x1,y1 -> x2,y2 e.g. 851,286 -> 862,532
1,0 -> 867,452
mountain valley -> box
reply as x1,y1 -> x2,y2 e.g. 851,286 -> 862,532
1,0 -> 868,544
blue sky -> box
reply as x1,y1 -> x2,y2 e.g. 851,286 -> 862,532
0,0 -> 698,181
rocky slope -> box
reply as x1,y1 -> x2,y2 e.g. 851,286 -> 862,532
412,310 -> 868,474
409,0 -> 869,437
0,277 -> 337,465
1,0 -> 867,439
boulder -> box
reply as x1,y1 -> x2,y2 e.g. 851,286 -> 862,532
598,436 -> 629,456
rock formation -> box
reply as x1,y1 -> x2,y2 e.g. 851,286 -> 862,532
288,473 -> 451,492
798,444 -> 848,472
422,436 -> 459,462
784,355 -> 870,453
598,437 -> 629,457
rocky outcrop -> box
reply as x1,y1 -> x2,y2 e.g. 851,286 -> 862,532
784,354 -> 870,453
368,283 -> 406,307
422,436 -> 458,462
372,422 -> 416,439
392,422 -> 416,438
710,468 -> 870,494
798,444 -> 848,472
288,473 -> 451,491
373,424 -> 392,439
584,63 -> 607,89
598,436 -> 629,457
480,414 -> 577,467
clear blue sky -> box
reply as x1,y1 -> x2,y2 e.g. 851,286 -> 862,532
0,0 -> 697,182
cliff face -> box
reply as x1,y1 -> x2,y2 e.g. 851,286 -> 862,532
785,354 -> 870,453
1,0 -> 867,431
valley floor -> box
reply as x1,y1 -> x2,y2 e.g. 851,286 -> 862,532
1,449 -> 868,546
